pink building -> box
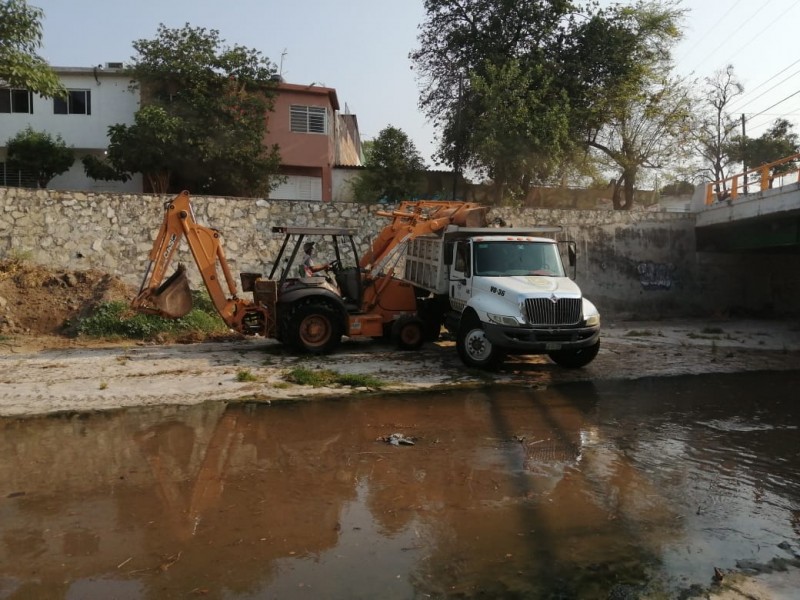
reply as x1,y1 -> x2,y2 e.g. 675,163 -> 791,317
267,82 -> 363,202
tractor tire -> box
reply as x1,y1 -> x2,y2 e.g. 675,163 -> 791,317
286,302 -> 343,354
392,315 -> 425,351
547,340 -> 600,368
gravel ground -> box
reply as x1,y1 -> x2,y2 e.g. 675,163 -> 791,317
0,318 -> 798,418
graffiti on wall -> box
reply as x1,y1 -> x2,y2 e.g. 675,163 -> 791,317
637,261 -> 674,290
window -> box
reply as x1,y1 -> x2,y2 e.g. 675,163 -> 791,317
290,105 -> 327,134
0,89 -> 33,114
54,90 -> 91,115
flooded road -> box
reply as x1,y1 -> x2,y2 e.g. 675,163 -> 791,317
2,371 -> 799,599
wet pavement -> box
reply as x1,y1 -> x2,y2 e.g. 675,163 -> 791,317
2,370 -> 800,599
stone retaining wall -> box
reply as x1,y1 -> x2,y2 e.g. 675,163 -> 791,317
2,188 -> 797,318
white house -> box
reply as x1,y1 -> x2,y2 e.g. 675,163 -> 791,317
0,65 -> 142,192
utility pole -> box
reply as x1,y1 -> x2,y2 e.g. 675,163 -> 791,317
741,113 -> 748,194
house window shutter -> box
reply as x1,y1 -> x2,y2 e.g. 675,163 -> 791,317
290,105 -> 327,134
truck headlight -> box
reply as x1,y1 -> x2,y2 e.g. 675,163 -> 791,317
585,314 -> 600,327
487,313 -> 523,327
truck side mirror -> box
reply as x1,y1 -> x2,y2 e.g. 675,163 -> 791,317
568,244 -> 576,267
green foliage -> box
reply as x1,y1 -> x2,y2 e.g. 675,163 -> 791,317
660,180 -> 694,196
236,369 -> 258,382
583,3 -> 691,210
76,295 -> 227,341
6,126 -> 74,187
351,126 -> 424,203
469,59 -> 571,202
412,0 -> 687,206
285,367 -> 385,388
0,0 -> 65,97
725,119 -> 800,176
106,23 -> 283,196
82,106 -> 182,193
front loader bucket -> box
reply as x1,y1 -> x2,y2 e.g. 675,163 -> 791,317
149,264 -> 193,318
462,206 -> 489,227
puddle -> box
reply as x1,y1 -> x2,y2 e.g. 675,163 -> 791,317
1,371 -> 799,598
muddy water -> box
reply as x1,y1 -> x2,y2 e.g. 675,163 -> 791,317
1,371 -> 799,599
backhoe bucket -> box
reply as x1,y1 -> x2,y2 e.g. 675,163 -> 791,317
149,264 -> 193,318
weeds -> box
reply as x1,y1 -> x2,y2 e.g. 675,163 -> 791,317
286,367 -> 385,388
624,330 -> 663,337
701,327 -> 725,335
236,369 -> 258,382
76,290 -> 227,341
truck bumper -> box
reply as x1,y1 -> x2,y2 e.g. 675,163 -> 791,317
483,322 -> 600,353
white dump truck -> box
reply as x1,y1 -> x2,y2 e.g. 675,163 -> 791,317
403,224 -> 601,370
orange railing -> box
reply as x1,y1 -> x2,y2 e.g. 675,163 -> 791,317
705,152 -> 800,205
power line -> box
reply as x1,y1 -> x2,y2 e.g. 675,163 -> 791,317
683,0 -> 777,75
745,88 -> 800,127
721,5 -> 795,66
728,66 -> 800,113
729,56 -> 800,107
674,0 -> 742,67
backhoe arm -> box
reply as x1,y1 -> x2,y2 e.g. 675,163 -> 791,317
132,191 -> 268,335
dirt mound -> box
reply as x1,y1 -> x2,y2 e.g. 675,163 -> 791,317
0,259 -> 136,337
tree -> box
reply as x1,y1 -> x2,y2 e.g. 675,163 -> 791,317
588,75 -> 695,209
6,126 -> 74,187
582,2 -> 691,209
82,106 -> 182,193
87,24 -> 282,196
411,0 -> 577,202
725,119 -> 799,187
411,0 -> 687,207
467,59 -> 571,203
351,126 -> 424,203
660,180 -> 694,195
694,65 -> 743,197
0,0 -> 64,97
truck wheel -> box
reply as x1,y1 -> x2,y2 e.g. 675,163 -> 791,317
392,315 -> 425,350
457,321 -> 504,370
548,340 -> 600,368
287,303 -> 343,354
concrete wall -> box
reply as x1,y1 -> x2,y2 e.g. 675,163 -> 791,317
1,187 -> 798,319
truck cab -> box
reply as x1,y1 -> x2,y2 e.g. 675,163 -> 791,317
405,226 -> 600,370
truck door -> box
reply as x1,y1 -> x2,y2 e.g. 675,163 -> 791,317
449,240 -> 472,313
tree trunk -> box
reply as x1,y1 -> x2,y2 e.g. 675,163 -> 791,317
622,172 -> 635,210
611,175 -> 624,209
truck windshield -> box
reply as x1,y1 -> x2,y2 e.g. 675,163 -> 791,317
473,241 -> 565,277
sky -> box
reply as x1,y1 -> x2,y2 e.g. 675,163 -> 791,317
30,0 -> 800,169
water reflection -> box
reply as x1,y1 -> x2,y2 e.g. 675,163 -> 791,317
1,372 -> 799,598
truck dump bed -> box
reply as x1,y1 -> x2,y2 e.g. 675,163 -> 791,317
405,236 -> 447,294
404,225 -> 563,295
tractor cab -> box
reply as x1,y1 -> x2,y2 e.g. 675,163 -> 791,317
269,226 -> 364,309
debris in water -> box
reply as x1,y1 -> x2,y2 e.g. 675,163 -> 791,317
379,433 -> 416,446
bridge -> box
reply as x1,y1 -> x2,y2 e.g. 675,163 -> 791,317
692,153 -> 800,253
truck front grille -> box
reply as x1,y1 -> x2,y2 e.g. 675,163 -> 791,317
524,298 -> 582,325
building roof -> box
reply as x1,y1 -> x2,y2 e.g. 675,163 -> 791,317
276,82 -> 339,111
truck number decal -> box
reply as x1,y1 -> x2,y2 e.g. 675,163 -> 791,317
490,286 -> 506,297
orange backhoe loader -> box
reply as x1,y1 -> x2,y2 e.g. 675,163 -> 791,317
132,190 -> 487,354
